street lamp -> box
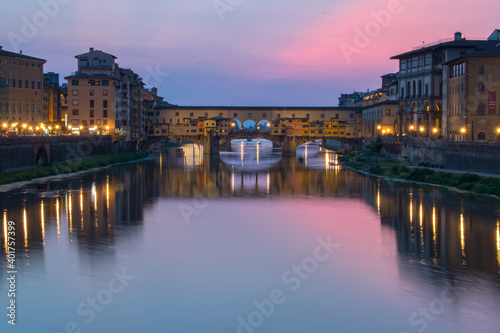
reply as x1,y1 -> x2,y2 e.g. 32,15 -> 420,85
409,125 -> 414,131
497,128 -> 500,134
432,128 -> 438,134
419,127 -> 425,133
2,123 -> 7,128
377,125 -> 382,130
460,127 -> 466,134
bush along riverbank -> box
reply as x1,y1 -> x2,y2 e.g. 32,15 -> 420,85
340,152 -> 500,198
0,151 -> 149,185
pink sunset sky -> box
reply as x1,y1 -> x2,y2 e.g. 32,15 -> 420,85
1,0 -> 499,106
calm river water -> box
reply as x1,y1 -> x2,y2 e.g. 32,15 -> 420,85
1,140 -> 500,333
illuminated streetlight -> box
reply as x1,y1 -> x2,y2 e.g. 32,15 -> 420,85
22,124 -> 27,128
105,126 -> 109,130
29,127 -> 33,131
409,125 -> 414,131
377,125 -> 382,130
79,125 -> 83,130
36,127 -> 39,130
2,123 -> 7,128
55,125 -> 60,129
432,128 -> 438,134
386,129 -> 391,133
382,130 -> 386,134
68,125 -> 72,130
460,127 -> 466,134
419,127 -> 425,132
497,128 -> 500,134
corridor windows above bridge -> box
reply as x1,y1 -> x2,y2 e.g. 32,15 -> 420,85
234,113 -> 238,117
248,113 -> 252,118
190,112 -> 194,117
175,112 -> 179,116
262,113 -> 267,118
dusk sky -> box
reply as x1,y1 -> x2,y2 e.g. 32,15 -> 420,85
1,0 -> 499,106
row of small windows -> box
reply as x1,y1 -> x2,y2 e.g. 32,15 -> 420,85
451,63 -> 466,78
0,102 -> 41,112
71,119 -> 108,126
401,80 -> 430,99
72,89 -> 109,96
2,78 -> 41,90
177,112 -> 351,119
449,104 -> 500,115
72,109 -> 108,118
71,99 -> 108,108
71,79 -> 109,86
0,59 -> 41,68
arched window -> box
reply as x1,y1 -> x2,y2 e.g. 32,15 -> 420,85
412,81 -> 416,98
478,83 -> 485,92
407,82 -> 411,99
418,80 -> 422,97
477,132 -> 486,141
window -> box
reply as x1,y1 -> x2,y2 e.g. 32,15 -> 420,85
425,84 -> 429,97
190,112 -> 194,117
31,81 -> 35,89
233,113 -> 238,117
219,113 -> 223,117
320,113 -> 324,118
90,120 -> 94,125
71,90 -> 78,96
88,80 -> 96,86
103,119 -> 107,125
90,100 -> 94,108
477,132 -> 486,141
385,109 -> 390,115
97,120 -> 101,125
276,114 -> 281,118
72,100 -> 79,106
306,113 -> 310,118
72,80 -> 79,86
103,100 -> 108,108
103,90 -> 108,96
103,110 -> 108,118
90,110 -> 94,118
478,83 -> 485,92
72,109 -> 78,115
350,113 -> 354,118
248,113 -> 252,117
90,90 -> 95,96
175,112 -> 179,116
25,80 -> 29,89
477,104 -> 485,115
292,114 -> 295,118
102,80 -> 109,86
479,66 -> 484,74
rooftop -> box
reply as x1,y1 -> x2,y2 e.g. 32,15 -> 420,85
0,46 -> 46,63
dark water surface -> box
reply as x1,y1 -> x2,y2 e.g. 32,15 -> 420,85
1,140 -> 499,333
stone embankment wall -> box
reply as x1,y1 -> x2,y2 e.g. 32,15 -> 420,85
382,138 -> 500,175
0,136 -> 113,172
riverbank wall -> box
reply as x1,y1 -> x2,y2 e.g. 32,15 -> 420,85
0,136 -> 114,173
382,138 -> 500,175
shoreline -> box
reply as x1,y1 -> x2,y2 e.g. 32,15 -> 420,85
0,151 -> 150,192
340,153 -> 500,200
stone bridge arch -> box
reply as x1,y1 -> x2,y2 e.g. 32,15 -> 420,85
32,143 -> 50,166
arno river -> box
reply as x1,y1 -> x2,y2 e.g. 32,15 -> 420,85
1,140 -> 500,333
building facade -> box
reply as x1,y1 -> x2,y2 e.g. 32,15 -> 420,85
445,46 -> 500,141
391,30 -> 500,138
0,46 -> 46,129
65,48 -> 144,137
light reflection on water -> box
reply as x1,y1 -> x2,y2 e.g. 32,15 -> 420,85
0,141 -> 499,332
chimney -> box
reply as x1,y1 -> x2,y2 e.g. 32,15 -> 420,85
20,50 -> 22,54
454,32 -> 462,41
90,47 -> 94,52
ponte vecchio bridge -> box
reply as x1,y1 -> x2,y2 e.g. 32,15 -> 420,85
152,106 -> 363,154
